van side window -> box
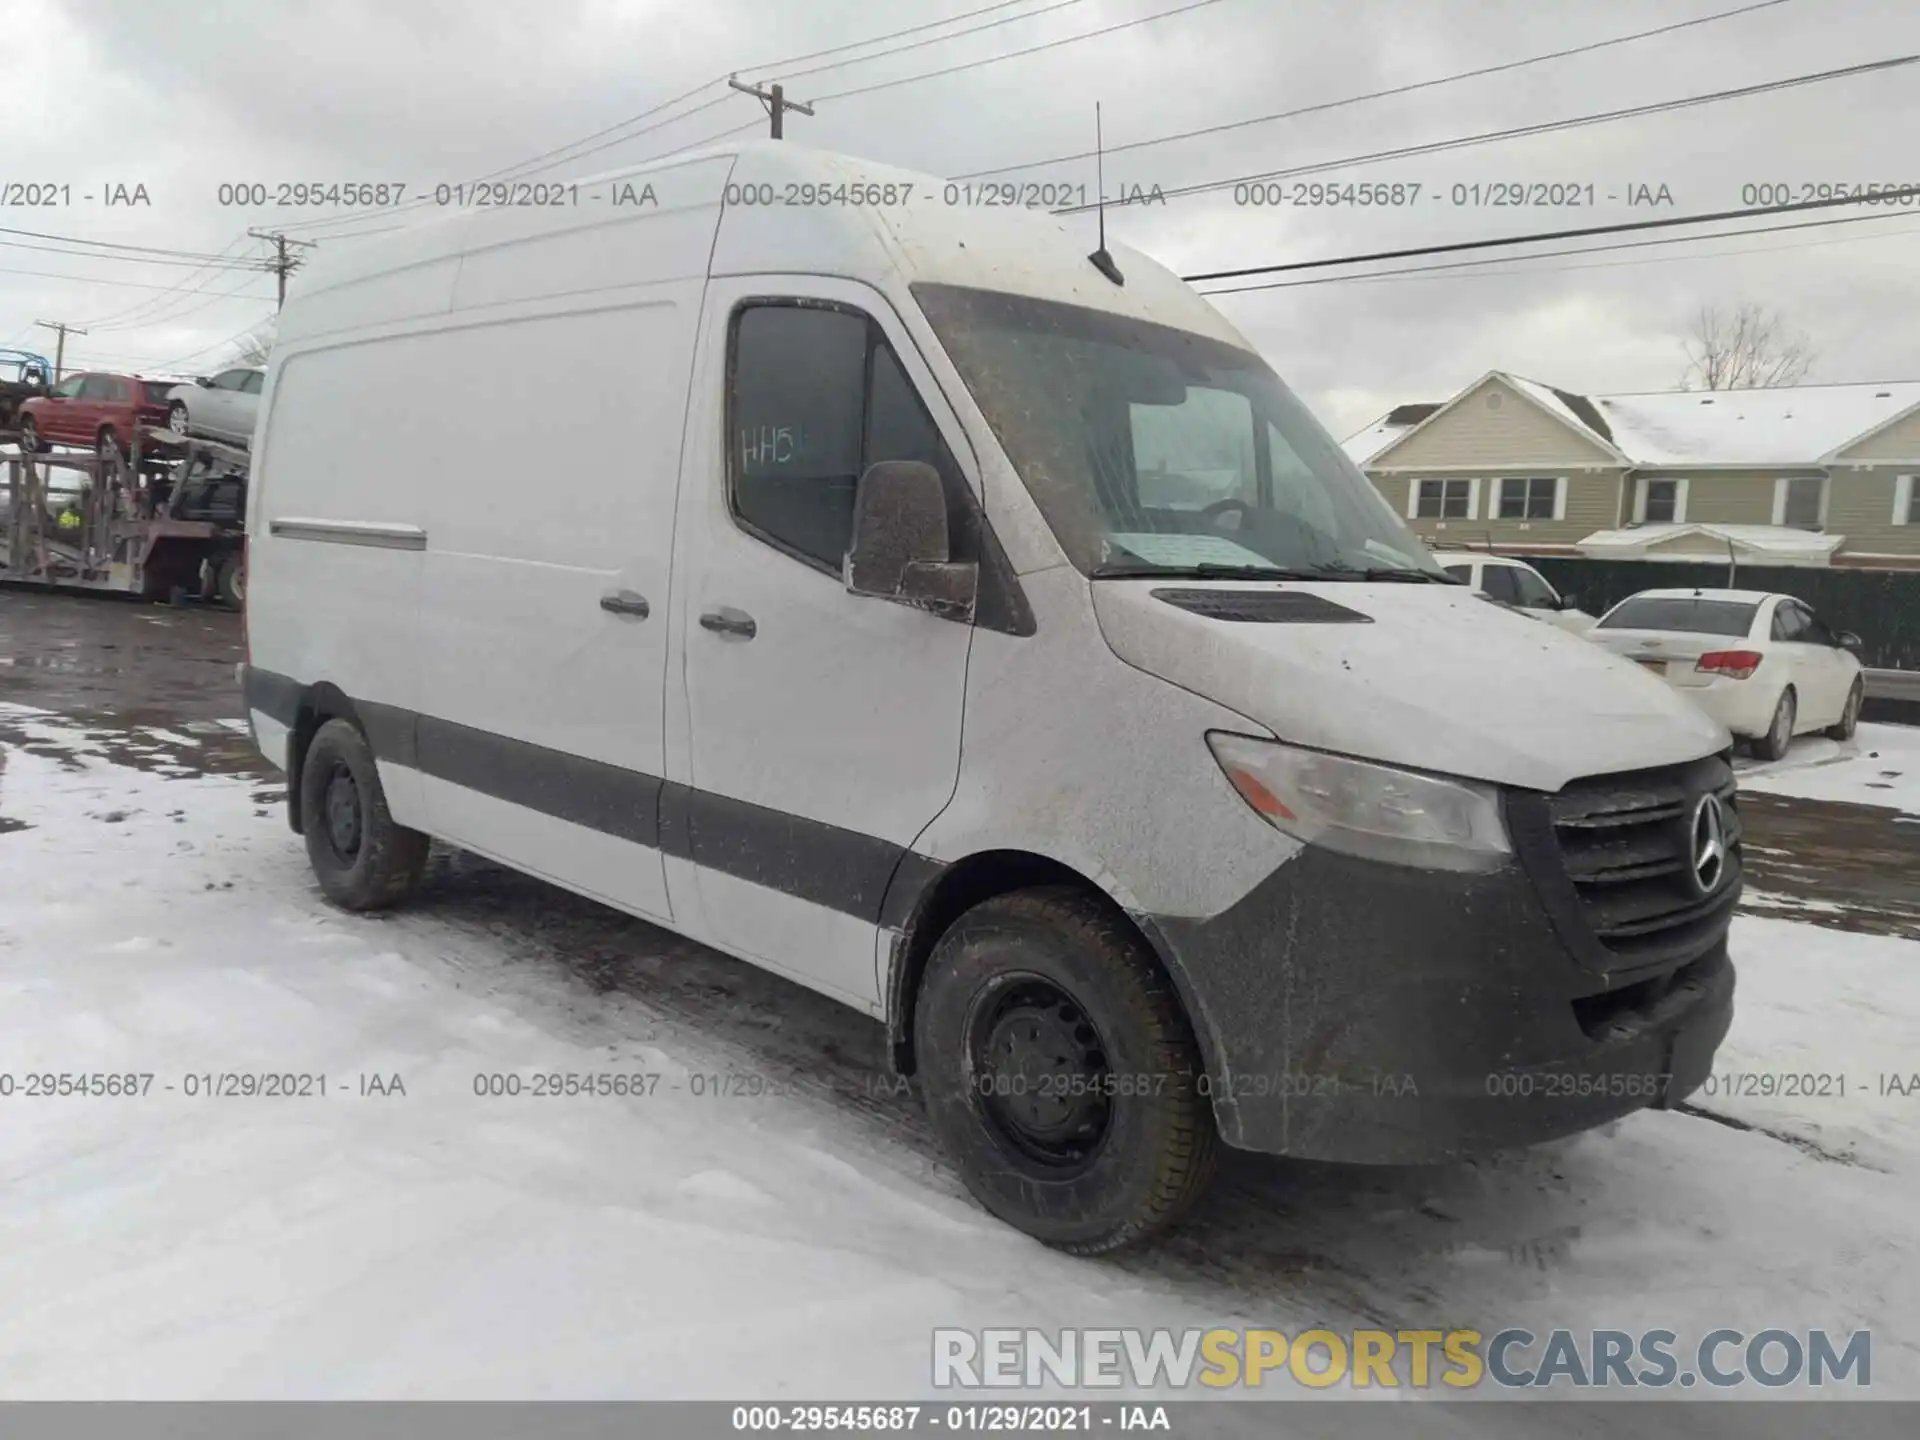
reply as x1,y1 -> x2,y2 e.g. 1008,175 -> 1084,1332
1508,567 -> 1558,608
729,302 -> 970,572
1478,565 -> 1521,604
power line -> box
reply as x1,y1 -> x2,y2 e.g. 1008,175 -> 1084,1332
0,236 -> 268,270
303,114 -> 771,245
0,224 -> 268,266
494,0 -> 1097,176
140,314 -> 279,373
0,262 -> 278,292
809,0 -> 1230,104
81,235 -> 272,331
1182,183 -> 1920,285
770,0 -> 1093,85
489,0 -> 1069,181
1195,208 -> 1920,295
269,2 -> 1103,238
957,0 -> 1795,178
1053,52 -> 1920,215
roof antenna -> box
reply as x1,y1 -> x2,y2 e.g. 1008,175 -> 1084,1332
1088,102 -> 1124,286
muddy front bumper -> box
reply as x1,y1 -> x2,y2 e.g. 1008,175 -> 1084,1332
1140,755 -> 1740,1165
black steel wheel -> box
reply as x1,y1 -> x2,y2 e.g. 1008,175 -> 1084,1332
914,886 -> 1218,1254
298,718 -> 429,910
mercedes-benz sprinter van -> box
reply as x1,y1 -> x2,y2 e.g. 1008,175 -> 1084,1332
240,142 -> 1738,1253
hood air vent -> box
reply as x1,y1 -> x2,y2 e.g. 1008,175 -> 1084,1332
1151,588 -> 1373,624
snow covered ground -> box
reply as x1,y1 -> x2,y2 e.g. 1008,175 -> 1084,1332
3,699 -> 1918,1406
1737,722 -> 1920,814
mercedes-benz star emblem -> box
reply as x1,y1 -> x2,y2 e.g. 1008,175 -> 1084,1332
1690,793 -> 1728,896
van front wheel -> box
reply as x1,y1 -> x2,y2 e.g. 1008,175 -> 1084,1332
913,886 -> 1219,1254
299,718 -> 428,910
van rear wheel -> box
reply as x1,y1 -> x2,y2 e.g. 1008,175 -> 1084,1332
299,718 -> 428,910
913,886 -> 1219,1254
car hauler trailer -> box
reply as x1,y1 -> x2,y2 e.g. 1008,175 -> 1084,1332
1,425 -> 247,607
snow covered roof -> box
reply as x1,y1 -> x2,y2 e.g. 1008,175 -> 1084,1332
1354,374 -> 1920,469
1341,402 -> 1442,464
1577,522 -> 1847,566
1594,382 -> 1920,466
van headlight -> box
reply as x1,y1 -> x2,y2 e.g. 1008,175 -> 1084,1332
1205,732 -> 1511,873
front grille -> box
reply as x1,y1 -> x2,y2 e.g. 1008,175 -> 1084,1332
1539,754 -> 1741,972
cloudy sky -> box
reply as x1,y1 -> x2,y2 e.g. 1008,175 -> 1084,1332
4,0 -> 1917,439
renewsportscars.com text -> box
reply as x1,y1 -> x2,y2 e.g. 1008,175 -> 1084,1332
932,1326 -> 1872,1390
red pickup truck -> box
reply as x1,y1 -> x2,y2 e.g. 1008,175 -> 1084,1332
17,371 -> 175,459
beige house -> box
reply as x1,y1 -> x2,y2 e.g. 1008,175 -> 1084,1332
1343,372 -> 1920,568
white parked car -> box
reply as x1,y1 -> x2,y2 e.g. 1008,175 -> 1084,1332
165,366 -> 264,446
1431,552 -> 1596,633
1587,588 -> 1864,759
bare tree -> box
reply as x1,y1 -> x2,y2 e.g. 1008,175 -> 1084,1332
1678,301 -> 1814,390
230,321 -> 276,368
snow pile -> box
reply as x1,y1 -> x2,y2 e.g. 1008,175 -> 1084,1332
1738,723 -> 1920,813
3,702 -> 1919,1401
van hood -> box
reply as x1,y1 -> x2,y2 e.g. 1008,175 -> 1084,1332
1091,580 -> 1729,793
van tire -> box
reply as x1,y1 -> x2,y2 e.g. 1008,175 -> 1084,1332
913,886 -> 1219,1254
299,717 -> 428,911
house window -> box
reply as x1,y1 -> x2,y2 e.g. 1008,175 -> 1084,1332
1415,478 -> 1473,519
1497,476 -> 1558,520
1643,479 -> 1680,523
1777,476 -> 1825,530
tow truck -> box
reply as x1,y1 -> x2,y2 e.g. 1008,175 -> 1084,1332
2,424 -> 247,607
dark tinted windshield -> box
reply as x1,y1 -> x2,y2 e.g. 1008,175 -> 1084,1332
912,283 -> 1440,579
141,381 -> 175,404
1597,597 -> 1758,637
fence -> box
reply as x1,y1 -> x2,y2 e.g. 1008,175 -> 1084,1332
1525,558 -> 1920,671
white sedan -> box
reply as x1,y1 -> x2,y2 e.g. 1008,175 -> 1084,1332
164,366 -> 264,446
1586,588 -> 1864,759
1431,552 -> 1596,633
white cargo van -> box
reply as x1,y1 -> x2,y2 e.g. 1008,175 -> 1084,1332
242,142 -> 1738,1252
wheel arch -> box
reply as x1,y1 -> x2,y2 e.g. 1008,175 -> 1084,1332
881,848 -> 1221,1085
285,683 -> 364,836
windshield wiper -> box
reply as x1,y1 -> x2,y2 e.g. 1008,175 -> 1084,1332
1089,562 -> 1322,581
1304,562 -> 1463,584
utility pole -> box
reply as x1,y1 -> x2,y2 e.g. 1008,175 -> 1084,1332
248,228 -> 318,310
34,320 -> 87,382
728,75 -> 814,139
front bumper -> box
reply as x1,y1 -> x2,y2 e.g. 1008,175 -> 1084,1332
1141,814 -> 1736,1166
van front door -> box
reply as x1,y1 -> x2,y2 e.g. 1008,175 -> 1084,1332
668,277 -> 975,1010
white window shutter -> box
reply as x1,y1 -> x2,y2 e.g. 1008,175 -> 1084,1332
1673,479 -> 1689,524
1894,473 -> 1914,525
1406,481 -> 1422,519
1771,477 -> 1789,526
1467,477 -> 1482,519
1631,478 -> 1646,523
1552,476 -> 1568,521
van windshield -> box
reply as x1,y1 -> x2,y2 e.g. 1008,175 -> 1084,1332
911,283 -> 1447,581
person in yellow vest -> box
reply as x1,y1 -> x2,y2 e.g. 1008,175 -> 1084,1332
56,502 -> 82,531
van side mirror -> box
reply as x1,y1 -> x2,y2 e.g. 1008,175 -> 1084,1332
1559,591 -> 1581,611
1837,630 -> 1863,651
844,460 -> 978,622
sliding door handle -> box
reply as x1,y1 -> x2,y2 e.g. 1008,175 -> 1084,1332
599,589 -> 650,618
698,607 -> 756,639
